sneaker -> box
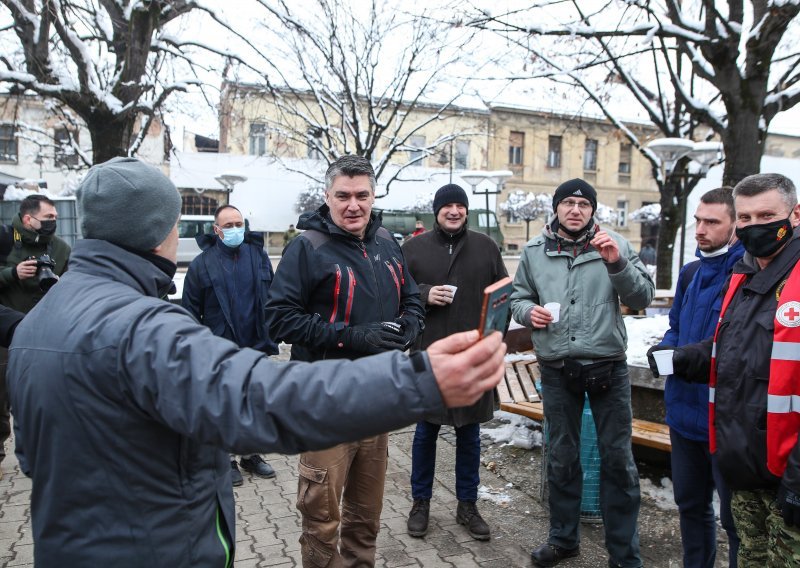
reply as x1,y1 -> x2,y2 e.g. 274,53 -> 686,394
239,455 -> 276,479
530,543 -> 580,567
456,500 -> 490,541
407,499 -> 430,537
230,460 -> 243,487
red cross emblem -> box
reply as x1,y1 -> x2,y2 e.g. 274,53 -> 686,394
777,301 -> 800,327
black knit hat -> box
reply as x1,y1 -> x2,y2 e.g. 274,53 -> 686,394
433,184 -> 469,216
552,178 -> 597,213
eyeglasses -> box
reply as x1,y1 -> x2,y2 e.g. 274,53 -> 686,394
559,199 -> 592,211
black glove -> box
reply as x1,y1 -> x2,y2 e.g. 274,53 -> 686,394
779,483 -> 800,527
646,345 -> 674,378
394,314 -> 421,349
339,322 -> 406,354
672,347 -> 692,378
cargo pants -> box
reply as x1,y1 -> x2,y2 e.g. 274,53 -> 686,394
731,488 -> 800,567
297,434 -> 388,567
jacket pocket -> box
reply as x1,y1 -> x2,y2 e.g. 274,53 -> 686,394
296,463 -> 332,522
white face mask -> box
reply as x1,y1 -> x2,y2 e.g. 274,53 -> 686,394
698,230 -> 735,258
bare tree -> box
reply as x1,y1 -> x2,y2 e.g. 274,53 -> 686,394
0,0 -> 228,165
223,0 -> 484,195
468,1 -> 800,286
500,190 -> 552,241
295,184 -> 325,215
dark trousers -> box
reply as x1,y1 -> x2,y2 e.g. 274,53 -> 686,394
670,428 -> 740,567
410,421 -> 481,502
540,361 -> 642,568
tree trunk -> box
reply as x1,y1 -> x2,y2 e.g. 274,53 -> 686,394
655,179 -> 682,289
87,112 -> 136,164
721,107 -> 765,187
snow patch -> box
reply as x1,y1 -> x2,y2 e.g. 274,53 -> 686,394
482,410 -> 542,450
478,484 -> 512,505
640,477 -> 678,511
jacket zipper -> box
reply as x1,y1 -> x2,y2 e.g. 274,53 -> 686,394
385,261 -> 401,304
393,257 -> 405,285
329,264 -> 341,323
344,267 -> 356,325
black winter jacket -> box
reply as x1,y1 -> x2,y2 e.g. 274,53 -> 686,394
402,224 -> 507,426
267,205 -> 425,362
679,231 -> 800,493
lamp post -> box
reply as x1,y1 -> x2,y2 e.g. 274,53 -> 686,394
215,172 -> 248,205
646,139 -> 723,270
460,170 -> 513,236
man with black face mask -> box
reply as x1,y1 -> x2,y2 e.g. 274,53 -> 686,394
0,194 -> 70,476
672,173 -> 800,566
511,178 -> 654,568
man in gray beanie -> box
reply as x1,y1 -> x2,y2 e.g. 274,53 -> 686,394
6,156 -> 507,566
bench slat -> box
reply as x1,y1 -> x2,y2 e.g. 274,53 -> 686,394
514,362 -> 540,402
495,373 -> 513,404
505,366 -> 528,405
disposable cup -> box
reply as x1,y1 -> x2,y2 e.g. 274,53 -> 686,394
544,302 -> 561,323
653,349 -> 674,375
444,285 -> 458,298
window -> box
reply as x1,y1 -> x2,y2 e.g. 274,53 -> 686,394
617,199 -> 629,228
619,143 -> 632,174
182,195 -> 219,216
508,131 -> 524,165
307,128 -> 323,160
249,123 -> 267,156
583,139 -> 598,171
455,140 -> 470,169
0,124 -> 17,163
54,128 -> 79,167
547,135 -> 562,168
408,135 -> 426,165
506,210 -> 519,223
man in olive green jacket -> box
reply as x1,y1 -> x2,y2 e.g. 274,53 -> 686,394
510,179 -> 653,568
0,195 -> 70,471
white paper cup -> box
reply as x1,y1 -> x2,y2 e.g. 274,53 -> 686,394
653,349 -> 674,375
544,302 -> 561,323
444,285 -> 457,298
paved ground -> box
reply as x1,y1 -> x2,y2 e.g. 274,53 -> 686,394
0,414 -> 729,567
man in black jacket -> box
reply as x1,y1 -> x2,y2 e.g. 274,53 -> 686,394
267,155 -> 425,567
670,173 -> 800,566
402,183 -> 507,541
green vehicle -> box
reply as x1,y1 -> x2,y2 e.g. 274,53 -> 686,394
375,208 -> 504,249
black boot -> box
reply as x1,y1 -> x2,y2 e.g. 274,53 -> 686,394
530,543 -> 580,567
456,500 -> 490,541
407,499 -> 430,537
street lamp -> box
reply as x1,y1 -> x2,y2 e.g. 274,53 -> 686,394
460,170 -> 513,236
646,138 -> 723,270
215,172 -> 248,205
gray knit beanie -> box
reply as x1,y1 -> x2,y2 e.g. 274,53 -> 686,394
77,157 -> 182,252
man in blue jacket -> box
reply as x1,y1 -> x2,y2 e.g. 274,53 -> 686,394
183,204 -> 279,486
648,187 -> 742,567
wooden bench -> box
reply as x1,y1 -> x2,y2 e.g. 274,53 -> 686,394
500,358 -> 672,452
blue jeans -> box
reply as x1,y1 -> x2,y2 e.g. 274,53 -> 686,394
541,361 -> 642,568
410,421 -> 481,502
670,428 -> 740,568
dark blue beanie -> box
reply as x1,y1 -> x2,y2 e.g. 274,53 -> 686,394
552,178 -> 597,213
433,184 -> 469,216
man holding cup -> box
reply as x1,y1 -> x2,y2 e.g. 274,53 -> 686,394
401,183 -> 508,541
510,178 -> 654,568
647,188 -> 743,567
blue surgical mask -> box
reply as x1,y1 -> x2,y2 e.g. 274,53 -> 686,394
220,227 -> 245,248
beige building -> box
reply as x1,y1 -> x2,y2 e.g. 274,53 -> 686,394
219,82 -> 491,171
488,104 -> 662,252
0,93 -> 170,194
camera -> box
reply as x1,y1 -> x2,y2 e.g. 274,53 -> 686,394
26,254 -> 59,292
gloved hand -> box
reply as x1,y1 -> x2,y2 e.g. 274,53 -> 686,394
672,347 -> 692,378
339,322 -> 407,354
778,483 -> 800,527
646,345 -> 674,378
393,314 -> 422,349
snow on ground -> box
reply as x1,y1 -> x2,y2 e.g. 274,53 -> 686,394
624,315 -> 670,367
478,484 -> 512,505
640,477 -> 678,511
482,410 -> 542,450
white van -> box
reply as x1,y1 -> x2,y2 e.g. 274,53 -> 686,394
177,215 -> 215,264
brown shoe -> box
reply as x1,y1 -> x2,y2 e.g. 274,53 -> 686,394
456,500 -> 490,541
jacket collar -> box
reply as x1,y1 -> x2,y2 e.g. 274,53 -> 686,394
68,239 -> 173,298
12,214 -> 51,246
